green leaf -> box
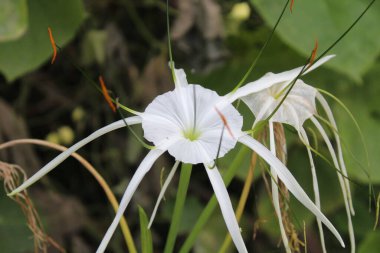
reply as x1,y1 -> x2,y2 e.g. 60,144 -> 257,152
358,231 -> 380,253
333,61 -> 380,184
0,190 -> 33,252
138,206 -> 153,253
0,0 -> 85,82
0,0 -> 28,42
251,0 -> 380,82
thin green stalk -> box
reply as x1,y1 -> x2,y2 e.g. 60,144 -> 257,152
55,45 -> 140,115
121,0 -> 162,48
231,0 -> 290,92
179,146 -> 250,253
313,0 -> 376,64
164,163 -> 192,253
265,0 -> 376,125
166,0 -> 176,84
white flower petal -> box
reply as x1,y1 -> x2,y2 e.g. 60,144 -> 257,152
225,55 -> 334,104
97,148 -> 165,253
174,68 -> 189,87
205,163 -> 248,253
311,117 -> 355,252
299,128 -> 326,253
316,93 -> 354,215
148,160 -> 180,228
142,85 -> 243,164
243,80 -> 317,130
238,134 -> 345,247
8,116 -> 142,196
269,122 -> 291,253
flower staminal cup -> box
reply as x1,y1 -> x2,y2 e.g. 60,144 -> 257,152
233,56 -> 354,253
8,67 -> 344,253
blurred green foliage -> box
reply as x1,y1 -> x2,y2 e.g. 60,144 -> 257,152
0,190 -> 33,253
0,0 -> 379,252
251,0 -> 380,82
0,0 -> 28,42
0,0 -> 85,81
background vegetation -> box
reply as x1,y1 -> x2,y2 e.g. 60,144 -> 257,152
0,0 -> 379,252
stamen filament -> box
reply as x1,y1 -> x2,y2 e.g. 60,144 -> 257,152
47,27 -> 57,64
215,107 -> 235,138
99,76 -> 117,113
116,101 -> 155,150
308,39 -> 319,68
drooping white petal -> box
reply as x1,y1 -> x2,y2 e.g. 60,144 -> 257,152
148,160 -> 180,228
224,55 -> 335,104
142,84 -> 243,164
238,134 -> 345,247
268,123 -> 290,251
97,148 -> 165,253
242,80 -> 317,131
310,117 -> 355,253
316,93 -> 354,215
8,116 -> 142,196
269,121 -> 291,253
251,98 -> 275,127
299,128 -> 326,253
174,68 -> 189,87
205,163 -> 248,253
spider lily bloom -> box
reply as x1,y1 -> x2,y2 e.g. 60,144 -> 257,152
232,55 -> 354,253
8,67 -> 344,253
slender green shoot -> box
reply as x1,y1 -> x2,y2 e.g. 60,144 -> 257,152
116,101 -> 155,150
312,0 -> 377,65
306,127 -> 319,151
265,0 -> 377,125
138,206 -> 154,253
164,163 -> 192,253
374,193 -> 380,230
300,127 -> 359,185
166,0 -> 176,85
54,45 -> 139,115
210,125 -> 225,169
317,88 -> 370,168
231,0 -> 290,93
160,166 -> 166,200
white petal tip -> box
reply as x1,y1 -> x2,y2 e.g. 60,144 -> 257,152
7,186 -> 24,196
7,191 -> 17,197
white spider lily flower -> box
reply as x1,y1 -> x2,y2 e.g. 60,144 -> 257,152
233,56 -> 354,253
8,67 -> 344,253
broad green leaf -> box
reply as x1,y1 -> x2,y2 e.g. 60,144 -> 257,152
0,0 -> 28,42
0,0 -> 85,82
138,206 -> 153,253
251,0 -> 380,82
162,196 -> 204,234
358,231 -> 380,253
0,190 -> 33,252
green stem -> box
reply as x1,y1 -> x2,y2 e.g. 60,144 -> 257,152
218,151 -> 258,253
121,0 -> 162,49
179,146 -> 250,253
231,0 -> 290,93
164,163 -> 192,253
